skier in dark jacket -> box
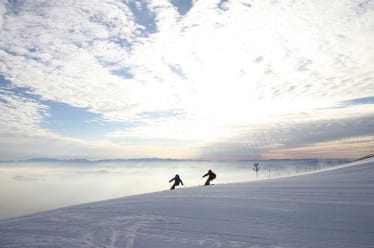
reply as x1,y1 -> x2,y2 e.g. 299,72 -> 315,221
203,169 -> 216,185
169,174 -> 184,190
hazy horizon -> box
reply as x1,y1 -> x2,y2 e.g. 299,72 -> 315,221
0,156 -> 352,163
0,158 -> 345,220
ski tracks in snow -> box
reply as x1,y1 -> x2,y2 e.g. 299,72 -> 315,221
84,214 -> 241,248
81,214 -> 179,248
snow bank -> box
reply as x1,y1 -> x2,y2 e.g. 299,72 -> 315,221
1,158 -> 373,248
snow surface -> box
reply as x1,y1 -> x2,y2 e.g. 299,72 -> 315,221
0,158 -> 374,248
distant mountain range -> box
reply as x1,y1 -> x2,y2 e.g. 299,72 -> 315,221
0,157 -> 198,163
0,157 -> 351,163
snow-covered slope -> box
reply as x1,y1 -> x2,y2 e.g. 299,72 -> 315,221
1,158 -> 373,248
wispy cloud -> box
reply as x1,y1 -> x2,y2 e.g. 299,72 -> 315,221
0,0 -> 373,159
0,87 -> 47,135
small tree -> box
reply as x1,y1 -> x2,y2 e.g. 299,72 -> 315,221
253,163 -> 260,178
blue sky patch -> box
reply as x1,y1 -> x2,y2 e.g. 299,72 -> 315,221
111,67 -> 134,79
41,101 -> 134,140
0,74 -> 12,88
170,0 -> 194,15
0,75 -> 41,102
127,1 -> 157,35
341,96 -> 374,107
110,37 -> 132,50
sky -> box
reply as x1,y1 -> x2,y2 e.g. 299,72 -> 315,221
0,0 -> 373,160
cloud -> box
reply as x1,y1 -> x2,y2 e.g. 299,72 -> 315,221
1,0 -> 143,118
0,0 -> 373,159
198,106 -> 374,160
1,0 -> 373,116
356,0 -> 374,15
0,1 -> 5,28
0,129 -> 166,161
0,87 -> 48,135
